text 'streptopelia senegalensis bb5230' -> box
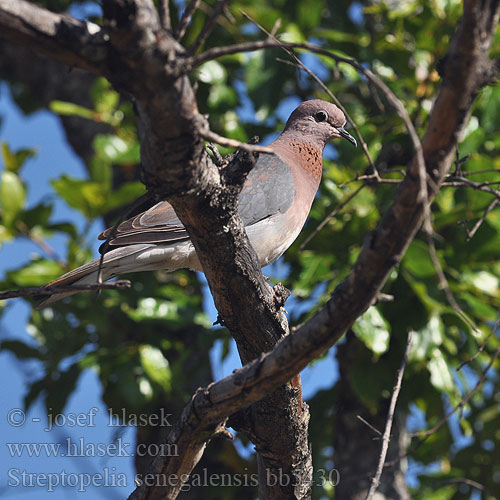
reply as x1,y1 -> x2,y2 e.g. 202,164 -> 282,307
37,100 -> 357,308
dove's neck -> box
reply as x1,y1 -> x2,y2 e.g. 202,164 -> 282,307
271,134 -> 324,189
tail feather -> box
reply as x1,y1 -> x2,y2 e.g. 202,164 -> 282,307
36,244 -> 157,309
35,271 -> 108,309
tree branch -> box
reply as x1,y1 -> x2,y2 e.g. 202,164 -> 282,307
0,280 -> 131,300
0,0 -> 109,74
188,0 -> 228,54
175,0 -> 200,40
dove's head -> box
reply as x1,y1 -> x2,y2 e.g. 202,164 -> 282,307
283,99 -> 357,149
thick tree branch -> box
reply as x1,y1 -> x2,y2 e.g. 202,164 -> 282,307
0,0 -> 108,73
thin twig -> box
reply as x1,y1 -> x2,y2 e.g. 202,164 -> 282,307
457,168 -> 500,176
441,181 -> 500,196
201,129 -> 274,154
188,0 -> 228,54
457,326 -> 496,371
15,220 -> 65,265
299,184 -> 366,251
450,179 -> 500,186
365,330 -> 413,500
191,40 -> 358,68
175,0 -> 201,41
452,149 -> 469,175
445,175 -> 500,195
339,174 -> 402,187
463,198 -> 500,241
424,224 -> 479,334
158,0 -> 171,30
0,280 -> 131,300
357,415 -> 382,437
416,477 -> 496,499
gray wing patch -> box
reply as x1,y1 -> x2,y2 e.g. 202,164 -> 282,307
237,153 -> 295,226
98,153 -> 294,250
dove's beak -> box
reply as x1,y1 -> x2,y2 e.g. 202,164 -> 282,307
336,126 -> 357,147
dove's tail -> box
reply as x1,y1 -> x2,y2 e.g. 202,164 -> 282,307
36,242 -> 197,309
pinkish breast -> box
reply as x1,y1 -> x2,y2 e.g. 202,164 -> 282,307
286,140 -> 323,182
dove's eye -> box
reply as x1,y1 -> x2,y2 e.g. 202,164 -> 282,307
314,111 -> 328,122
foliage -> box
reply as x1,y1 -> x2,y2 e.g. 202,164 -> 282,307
1,0 -> 500,498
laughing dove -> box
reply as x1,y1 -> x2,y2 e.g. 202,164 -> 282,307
37,100 -> 356,308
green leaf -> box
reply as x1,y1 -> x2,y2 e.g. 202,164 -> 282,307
24,378 -> 46,412
44,364 -> 82,416
95,87 -> 119,114
197,61 -> 227,84
125,297 -> 181,322
208,84 -> 238,109
21,202 -> 53,229
114,363 -> 150,408
414,485 -> 456,500
2,142 -> 36,173
410,315 -> 444,360
461,292 -> 498,322
89,158 -> 112,186
93,134 -> 140,164
104,182 -> 146,212
139,345 -> 171,392
245,51 -> 288,114
49,100 -> 95,120
0,224 -> 13,247
294,251 -> 333,297
78,351 -> 99,370
51,175 -> 107,217
427,349 -> 455,394
7,259 -> 62,287
352,307 -> 390,355
0,171 -> 26,226
463,270 -> 499,296
47,222 -> 79,239
91,77 -> 111,106
402,239 -> 436,278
